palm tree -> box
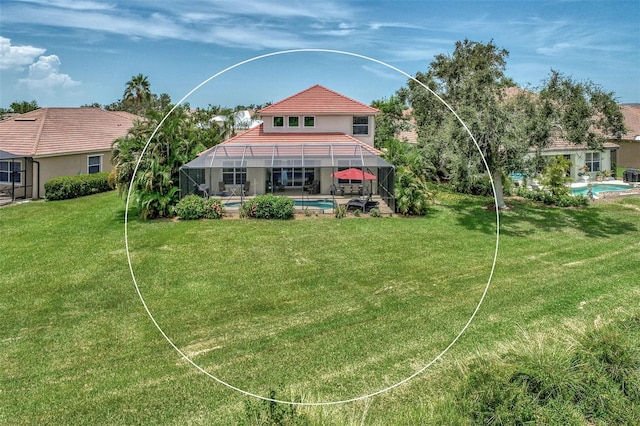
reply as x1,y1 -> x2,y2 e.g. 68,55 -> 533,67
123,74 -> 151,114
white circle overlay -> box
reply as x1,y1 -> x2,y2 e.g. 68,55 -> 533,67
124,49 -> 501,406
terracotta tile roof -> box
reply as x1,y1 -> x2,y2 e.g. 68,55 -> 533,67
619,104 -> 640,140
216,124 -> 383,155
0,108 -> 139,157
541,136 -> 619,152
257,84 -> 380,116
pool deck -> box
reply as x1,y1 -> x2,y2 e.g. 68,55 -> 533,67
569,179 -> 640,200
217,191 -> 393,215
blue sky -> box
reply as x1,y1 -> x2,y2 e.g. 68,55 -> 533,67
1,0 -> 638,109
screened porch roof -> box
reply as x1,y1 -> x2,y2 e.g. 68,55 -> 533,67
182,141 -> 393,169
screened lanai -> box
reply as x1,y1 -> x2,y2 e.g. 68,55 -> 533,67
179,142 -> 395,211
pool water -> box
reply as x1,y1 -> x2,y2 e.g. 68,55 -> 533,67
571,184 -> 632,196
225,198 -> 336,209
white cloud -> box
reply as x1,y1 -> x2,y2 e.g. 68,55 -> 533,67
536,42 -> 572,56
0,36 -> 47,71
18,55 -> 81,92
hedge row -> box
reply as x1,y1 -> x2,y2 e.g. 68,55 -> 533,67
44,172 -> 112,201
516,187 -> 589,207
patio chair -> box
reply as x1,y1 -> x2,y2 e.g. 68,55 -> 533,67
306,180 -> 320,194
242,180 -> 250,196
194,183 -> 209,198
217,181 -> 229,196
344,193 -> 378,213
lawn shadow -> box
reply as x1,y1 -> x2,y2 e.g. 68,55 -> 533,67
448,197 -> 638,239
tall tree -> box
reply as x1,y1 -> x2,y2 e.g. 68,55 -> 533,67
371,95 -> 411,149
403,40 -> 623,209
123,74 -> 152,114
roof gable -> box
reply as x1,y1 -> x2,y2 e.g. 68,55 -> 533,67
0,108 -> 139,157
258,85 -> 379,116
619,104 -> 640,140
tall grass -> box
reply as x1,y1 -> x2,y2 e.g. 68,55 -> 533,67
0,190 -> 638,424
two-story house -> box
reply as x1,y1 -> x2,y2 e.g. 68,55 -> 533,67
180,85 -> 395,208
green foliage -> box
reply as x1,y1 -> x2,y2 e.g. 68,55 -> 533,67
369,207 -> 381,217
449,317 -> 640,425
175,195 -> 225,220
44,172 -> 112,201
540,69 -> 626,150
111,104 -> 219,219
395,165 -> 433,215
334,204 -> 347,218
371,95 -> 411,149
540,155 -> 572,197
242,390 -> 309,425
516,186 -> 589,207
239,194 -> 295,219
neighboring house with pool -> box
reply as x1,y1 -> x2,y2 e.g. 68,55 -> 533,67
180,85 -> 396,209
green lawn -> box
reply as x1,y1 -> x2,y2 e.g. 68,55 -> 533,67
1,191 -> 639,424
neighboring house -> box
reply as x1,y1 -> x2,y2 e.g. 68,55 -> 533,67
0,108 -> 138,199
535,136 -> 619,181
181,85 -> 395,208
612,104 -> 640,168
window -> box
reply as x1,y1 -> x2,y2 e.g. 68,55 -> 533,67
88,155 -> 102,174
0,161 -> 21,184
353,116 -> 369,135
288,116 -> 299,127
273,116 -> 284,127
585,152 -> 601,172
304,116 -> 315,127
222,168 -> 247,185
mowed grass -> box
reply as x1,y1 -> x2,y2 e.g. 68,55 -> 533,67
1,190 -> 639,424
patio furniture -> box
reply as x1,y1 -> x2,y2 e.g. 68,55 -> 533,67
344,193 -> 378,213
242,180 -> 250,196
216,181 -> 229,196
194,183 -> 209,198
305,180 -> 320,194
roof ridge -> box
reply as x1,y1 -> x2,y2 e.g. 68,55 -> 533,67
31,108 -> 48,156
257,84 -> 379,114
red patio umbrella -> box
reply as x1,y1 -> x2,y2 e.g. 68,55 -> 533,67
331,168 -> 376,180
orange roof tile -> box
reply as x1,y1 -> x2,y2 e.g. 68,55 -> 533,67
0,108 -> 139,157
257,85 -> 379,116
216,124 -> 383,155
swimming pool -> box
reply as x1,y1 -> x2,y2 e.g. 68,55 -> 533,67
225,198 -> 336,209
571,184 -> 633,196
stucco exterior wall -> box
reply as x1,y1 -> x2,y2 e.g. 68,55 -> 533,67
261,114 -> 376,146
538,149 -> 614,181
616,140 -> 640,168
34,150 -> 113,197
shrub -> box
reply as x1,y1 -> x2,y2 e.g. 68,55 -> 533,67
44,172 -> 112,201
175,195 -> 225,220
239,194 -> 294,220
353,208 -> 361,217
334,204 -> 347,219
516,187 -> 589,207
369,207 -> 381,217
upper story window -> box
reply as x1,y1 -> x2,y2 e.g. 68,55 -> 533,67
288,116 -> 299,127
0,160 -> 21,184
304,116 -> 315,127
273,116 -> 284,127
88,155 -> 102,174
353,116 -> 369,135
